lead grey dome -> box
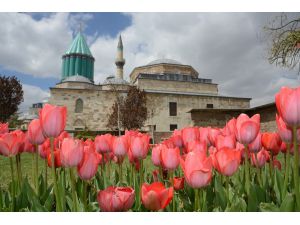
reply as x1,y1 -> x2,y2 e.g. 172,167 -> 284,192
102,76 -> 129,85
63,75 -> 92,83
147,58 -> 182,66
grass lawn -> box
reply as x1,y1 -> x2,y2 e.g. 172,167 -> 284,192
0,152 -> 156,190
0,153 -> 51,190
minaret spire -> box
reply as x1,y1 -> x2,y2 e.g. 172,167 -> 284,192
115,35 -> 125,79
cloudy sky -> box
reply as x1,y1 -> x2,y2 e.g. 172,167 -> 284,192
0,12 -> 299,113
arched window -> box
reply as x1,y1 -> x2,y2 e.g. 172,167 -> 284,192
75,98 -> 83,113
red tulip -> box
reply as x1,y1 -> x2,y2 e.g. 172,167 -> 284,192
215,134 -> 236,150
27,119 -> 46,145
276,114 -> 292,143
160,146 -> 180,170
141,182 -> 173,211
248,132 -> 262,153
173,177 -> 185,191
60,138 -> 84,167
97,186 -> 135,212
47,149 -> 62,168
112,135 -> 129,157
130,133 -> 150,159
0,123 -> 9,135
0,133 -> 21,157
151,144 -> 163,166
77,143 -> 99,180
57,131 -> 70,148
182,127 -> 199,147
95,134 -> 113,154
275,86 -> 300,127
236,113 -> 260,144
21,135 -> 35,153
180,151 -> 212,188
251,148 -> 270,168
262,132 -> 282,156
39,104 -> 67,138
273,158 -> 282,170
212,147 -> 241,176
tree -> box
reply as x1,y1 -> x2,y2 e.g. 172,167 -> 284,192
0,75 -> 24,122
265,13 -> 300,72
107,86 -> 147,131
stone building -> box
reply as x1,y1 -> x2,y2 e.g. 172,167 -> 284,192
49,32 -> 256,142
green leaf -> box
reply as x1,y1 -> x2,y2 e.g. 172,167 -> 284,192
214,176 -> 227,210
247,184 -> 258,211
259,202 -> 280,212
280,193 -> 294,212
274,169 -> 284,203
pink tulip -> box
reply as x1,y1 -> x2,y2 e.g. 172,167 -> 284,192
141,182 -> 173,211
21,135 -> 35,153
199,127 -> 210,145
182,127 -> 199,147
236,113 -> 260,145
173,177 -> 185,191
95,134 -> 113,154
180,151 -> 213,188
27,119 -> 46,145
248,132 -> 262,153
112,135 -> 129,157
160,146 -> 180,170
215,134 -> 236,150
97,186 -> 135,212
208,128 -> 221,146
0,133 -> 22,157
39,138 -> 50,159
77,143 -> 99,180
39,104 -> 67,138
223,118 -> 237,136
212,147 -> 241,176
151,144 -> 163,166
171,129 -> 183,148
60,138 -> 84,167
0,123 -> 9,135
275,86 -> 300,127
130,133 -> 150,160
251,148 -> 270,168
186,140 -> 207,153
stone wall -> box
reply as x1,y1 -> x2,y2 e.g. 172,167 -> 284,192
137,78 -> 218,94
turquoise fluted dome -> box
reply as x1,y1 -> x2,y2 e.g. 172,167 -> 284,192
61,32 -> 95,83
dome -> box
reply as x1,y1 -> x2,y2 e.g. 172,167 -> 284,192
63,75 -> 92,83
102,76 -> 129,85
147,58 -> 182,66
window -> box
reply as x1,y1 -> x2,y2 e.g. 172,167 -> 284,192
170,124 -> 178,131
169,102 -> 177,116
206,103 -> 214,109
75,98 -> 83,113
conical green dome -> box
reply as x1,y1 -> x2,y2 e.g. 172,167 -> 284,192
65,32 -> 93,56
61,32 -> 95,83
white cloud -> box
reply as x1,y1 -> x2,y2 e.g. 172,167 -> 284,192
20,84 -> 50,113
90,12 -> 300,107
1,12 -> 299,109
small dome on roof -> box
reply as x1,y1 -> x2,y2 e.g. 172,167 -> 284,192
102,76 -> 129,85
63,75 -> 92,83
147,58 -> 182,66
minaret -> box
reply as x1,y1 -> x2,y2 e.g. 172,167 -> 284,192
115,35 -> 125,79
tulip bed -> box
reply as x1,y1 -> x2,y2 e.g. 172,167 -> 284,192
0,86 -> 300,212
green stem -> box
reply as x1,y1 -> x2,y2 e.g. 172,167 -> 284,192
171,170 -> 176,212
269,153 -> 274,187
44,159 -> 48,188
244,144 -> 250,195
83,180 -> 88,212
118,162 -> 123,184
194,188 -> 199,212
9,157 -> 15,211
69,168 -> 78,212
255,153 -> 262,187
35,145 -> 39,195
15,154 -> 22,191
283,143 -> 291,198
225,176 -> 230,203
293,126 -> 300,211
50,137 -> 61,212
138,159 -> 144,209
